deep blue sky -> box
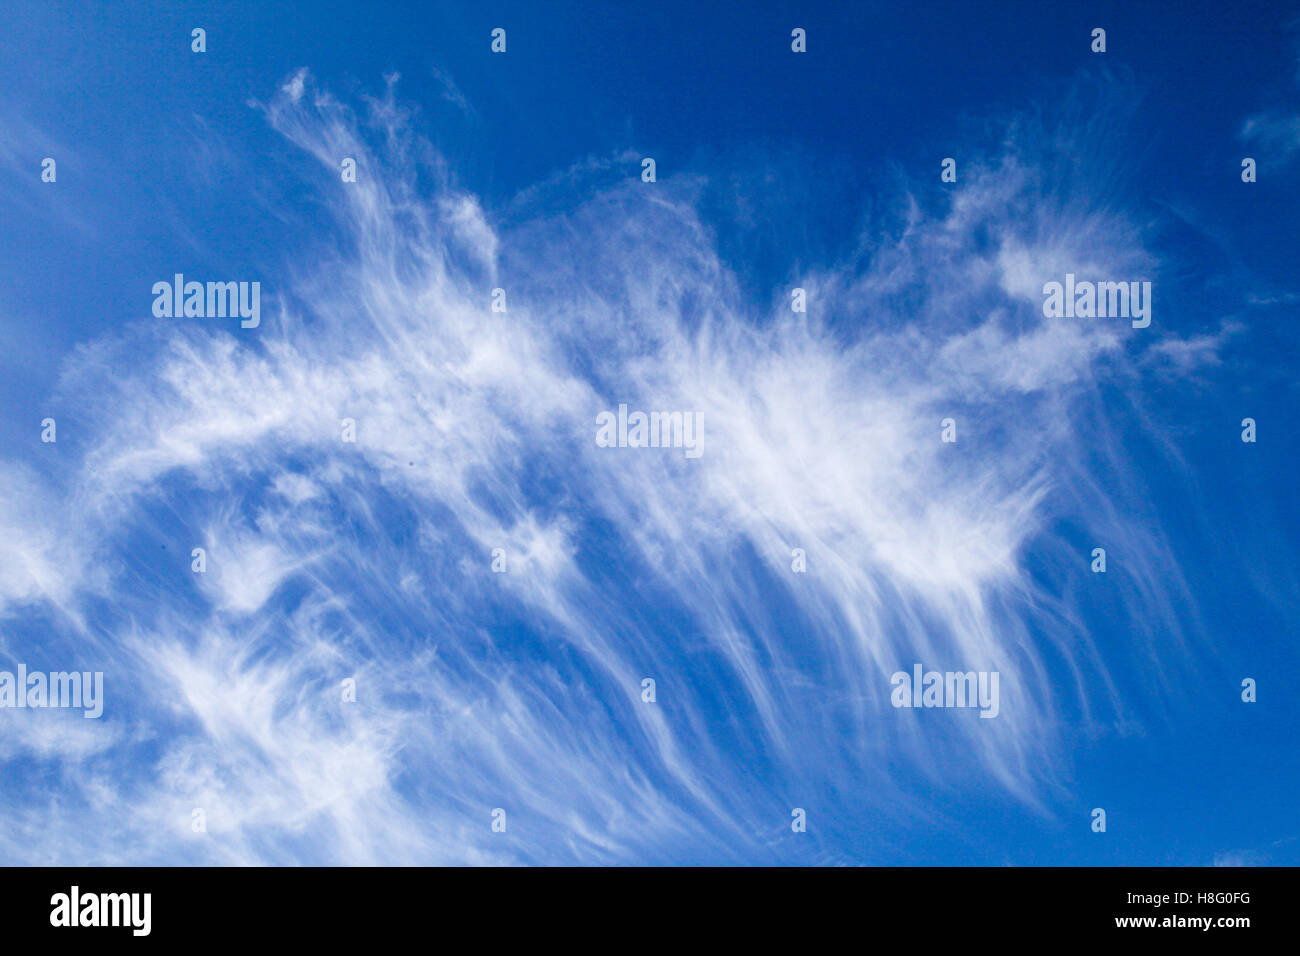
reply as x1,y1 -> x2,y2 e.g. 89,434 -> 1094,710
0,1 -> 1296,865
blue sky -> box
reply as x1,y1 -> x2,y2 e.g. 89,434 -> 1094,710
0,0 -> 1296,865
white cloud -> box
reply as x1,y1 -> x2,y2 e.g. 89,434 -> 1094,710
0,72 -> 1211,863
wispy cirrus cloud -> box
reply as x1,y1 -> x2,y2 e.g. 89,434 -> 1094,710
0,69 -> 1218,864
